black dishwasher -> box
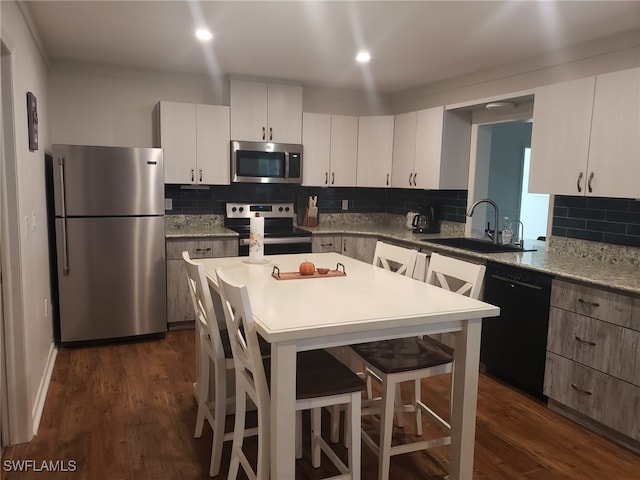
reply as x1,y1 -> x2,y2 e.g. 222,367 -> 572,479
480,262 -> 553,399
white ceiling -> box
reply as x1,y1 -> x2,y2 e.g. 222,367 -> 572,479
23,0 -> 640,94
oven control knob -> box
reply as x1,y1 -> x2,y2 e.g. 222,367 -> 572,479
231,207 -> 237,212
278,206 -> 284,212
238,207 -> 244,213
284,206 -> 290,212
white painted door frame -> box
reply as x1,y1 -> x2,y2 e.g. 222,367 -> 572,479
1,38 -> 32,446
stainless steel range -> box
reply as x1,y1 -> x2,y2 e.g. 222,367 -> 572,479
225,202 -> 312,256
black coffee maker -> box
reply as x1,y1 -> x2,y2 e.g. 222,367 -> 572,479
412,205 -> 439,233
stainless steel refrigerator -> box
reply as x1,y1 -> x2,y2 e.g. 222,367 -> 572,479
50,144 -> 166,344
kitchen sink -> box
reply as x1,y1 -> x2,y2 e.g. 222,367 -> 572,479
421,237 -> 536,253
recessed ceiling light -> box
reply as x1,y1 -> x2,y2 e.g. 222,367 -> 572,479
195,28 -> 213,42
356,51 -> 371,63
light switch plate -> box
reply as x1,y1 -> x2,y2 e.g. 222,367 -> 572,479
164,198 -> 172,210
342,200 -> 349,210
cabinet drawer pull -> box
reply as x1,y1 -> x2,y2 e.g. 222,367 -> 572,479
199,168 -> 203,182
191,169 -> 195,182
331,172 -> 335,185
320,243 -> 333,247
325,172 -> 328,185
195,248 -> 212,252
408,173 -> 412,186
577,298 -> 600,307
574,336 -> 596,346
587,171 -> 594,193
571,383 -> 593,396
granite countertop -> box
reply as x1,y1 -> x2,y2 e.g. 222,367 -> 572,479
164,214 -> 640,296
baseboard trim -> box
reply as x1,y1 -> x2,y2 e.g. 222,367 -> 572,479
31,343 -> 57,436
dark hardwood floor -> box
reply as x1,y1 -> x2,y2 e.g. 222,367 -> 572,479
2,330 -> 638,479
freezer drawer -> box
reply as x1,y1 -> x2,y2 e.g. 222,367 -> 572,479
56,216 -> 166,343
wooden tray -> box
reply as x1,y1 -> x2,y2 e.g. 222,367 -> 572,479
271,263 -> 346,280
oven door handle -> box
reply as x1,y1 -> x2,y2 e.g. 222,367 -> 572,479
239,237 -> 312,246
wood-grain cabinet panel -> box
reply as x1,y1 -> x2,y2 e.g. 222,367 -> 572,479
544,352 -> 640,441
550,279 -> 640,329
166,238 -> 238,325
312,235 -> 342,253
547,307 -> 640,385
166,238 -> 237,260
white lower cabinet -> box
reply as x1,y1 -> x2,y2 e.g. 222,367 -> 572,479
166,238 -> 238,326
544,279 -> 640,447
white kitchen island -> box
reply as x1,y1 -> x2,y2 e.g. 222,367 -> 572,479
200,252 -> 499,479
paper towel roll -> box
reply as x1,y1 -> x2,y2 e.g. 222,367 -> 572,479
249,215 -> 264,263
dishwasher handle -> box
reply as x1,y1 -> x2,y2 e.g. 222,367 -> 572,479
489,273 -> 543,291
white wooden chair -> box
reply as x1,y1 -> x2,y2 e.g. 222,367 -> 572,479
329,241 -> 419,443
183,251 -> 268,477
372,240 -> 418,277
216,267 -> 366,480
350,252 -> 486,480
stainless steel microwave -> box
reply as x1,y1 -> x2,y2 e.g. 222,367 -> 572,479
230,140 -> 303,184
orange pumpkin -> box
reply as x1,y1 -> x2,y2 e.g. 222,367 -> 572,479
299,261 -> 316,275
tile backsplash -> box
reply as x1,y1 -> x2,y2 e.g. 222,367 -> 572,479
552,196 -> 640,248
165,184 -> 469,223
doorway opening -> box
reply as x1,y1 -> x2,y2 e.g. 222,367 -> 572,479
468,120 -> 549,243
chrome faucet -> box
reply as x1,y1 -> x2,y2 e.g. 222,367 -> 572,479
467,198 -> 500,244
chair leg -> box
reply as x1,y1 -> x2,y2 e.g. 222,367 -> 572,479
296,410 -> 303,459
194,350 -> 210,438
330,405 -> 341,443
255,395 -> 270,480
348,392 -> 362,480
414,378 -> 422,437
209,365 -> 226,477
228,384 -> 246,480
378,378 -> 396,480
394,384 -> 404,428
311,408 -> 322,468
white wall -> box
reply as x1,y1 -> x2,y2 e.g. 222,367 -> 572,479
392,30 -> 640,112
1,0 -> 54,443
49,62 -> 225,147
48,29 -> 640,148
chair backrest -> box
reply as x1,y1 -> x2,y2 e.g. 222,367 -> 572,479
372,240 -> 418,277
215,268 -> 271,411
182,251 -> 226,362
425,252 -> 486,300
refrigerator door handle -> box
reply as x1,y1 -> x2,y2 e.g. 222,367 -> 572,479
58,157 -> 70,275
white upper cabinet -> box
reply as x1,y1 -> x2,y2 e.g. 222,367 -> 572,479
230,79 -> 303,144
303,113 -> 358,187
158,101 -> 230,185
391,111 -> 417,188
392,106 -> 470,190
196,104 -> 231,185
302,112 -> 331,186
330,115 -> 359,187
588,67 -> 639,198
357,115 -> 394,188
529,67 -> 639,198
529,77 -> 595,195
